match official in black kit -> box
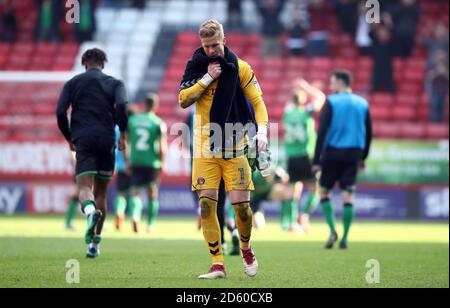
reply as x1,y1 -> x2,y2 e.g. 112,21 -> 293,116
56,48 -> 128,258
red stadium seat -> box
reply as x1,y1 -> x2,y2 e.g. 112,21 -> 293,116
55,53 -> 76,64
310,58 -> 332,71
51,64 -> 73,71
160,80 -> 180,92
166,67 -> 185,80
0,43 -> 11,54
406,58 -> 426,71
421,1 -> 440,14
373,122 -> 401,139
357,57 -> 373,70
286,57 -> 308,70
276,93 -> 291,106
419,94 -> 430,107
262,57 -> 284,70
4,63 -> 28,71
247,33 -> 262,46
403,68 -> 425,83
333,58 -> 355,71
418,107 -> 430,121
394,58 -> 405,71
263,94 -> 276,106
308,71 -> 329,83
244,55 -> 262,67
355,69 -> 372,83
285,70 -> 304,80
370,106 -> 392,121
226,33 -> 246,46
399,122 -> 426,139
36,43 -> 58,56
177,32 -> 199,45
392,106 -> 417,121
371,93 -> 395,106
59,43 -> 80,56
425,124 -> 449,140
268,106 -> 285,120
30,55 -> 53,70
0,53 -> 7,68
32,103 -> 56,116
159,92 -> 179,105
397,82 -> 423,94
338,46 -> 358,58
12,42 -> 34,55
396,94 -> 420,106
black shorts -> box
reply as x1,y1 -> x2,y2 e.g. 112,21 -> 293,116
117,171 -> 131,192
320,159 -> 359,192
75,136 -> 116,179
131,166 -> 160,188
287,156 -> 314,183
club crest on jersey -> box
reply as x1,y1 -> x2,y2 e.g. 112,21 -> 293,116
254,79 -> 262,93
197,177 -> 206,185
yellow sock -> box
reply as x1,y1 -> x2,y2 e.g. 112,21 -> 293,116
232,202 -> 253,249
199,196 -> 224,265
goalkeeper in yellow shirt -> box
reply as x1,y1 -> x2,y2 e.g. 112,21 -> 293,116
179,19 -> 270,279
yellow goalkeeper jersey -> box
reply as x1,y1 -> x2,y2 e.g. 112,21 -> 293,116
179,59 -> 269,158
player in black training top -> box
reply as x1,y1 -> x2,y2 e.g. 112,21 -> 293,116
56,48 -> 128,258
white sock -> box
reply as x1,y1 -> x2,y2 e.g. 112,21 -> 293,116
89,243 -> 97,249
84,205 -> 95,216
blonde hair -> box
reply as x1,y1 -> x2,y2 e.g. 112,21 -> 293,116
199,19 -> 225,40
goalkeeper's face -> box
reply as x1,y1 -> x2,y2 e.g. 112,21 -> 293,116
201,35 -> 226,58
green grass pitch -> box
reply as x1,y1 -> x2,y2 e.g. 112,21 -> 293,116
0,215 -> 448,288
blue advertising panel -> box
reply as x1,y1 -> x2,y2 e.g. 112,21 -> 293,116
420,188 -> 449,220
0,182 -> 27,215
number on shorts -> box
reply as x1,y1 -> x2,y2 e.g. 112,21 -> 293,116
238,168 -> 245,185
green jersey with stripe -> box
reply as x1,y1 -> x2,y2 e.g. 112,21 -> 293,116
128,112 -> 163,168
283,106 -> 316,158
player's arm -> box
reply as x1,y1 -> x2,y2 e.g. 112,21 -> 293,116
56,81 -> 73,144
122,134 -> 131,172
159,121 -> 168,170
123,121 -> 132,174
115,80 -> 129,151
296,79 -> 326,112
306,117 -> 317,157
240,61 -> 269,150
313,100 -> 332,167
179,62 -> 222,109
179,82 -> 207,109
363,108 -> 373,162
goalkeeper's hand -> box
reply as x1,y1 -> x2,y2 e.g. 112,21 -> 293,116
253,124 -> 268,152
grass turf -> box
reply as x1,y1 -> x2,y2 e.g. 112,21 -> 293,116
0,215 -> 448,288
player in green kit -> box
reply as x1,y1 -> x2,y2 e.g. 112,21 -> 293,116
114,125 -> 131,231
128,93 -> 168,233
282,79 -> 325,232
